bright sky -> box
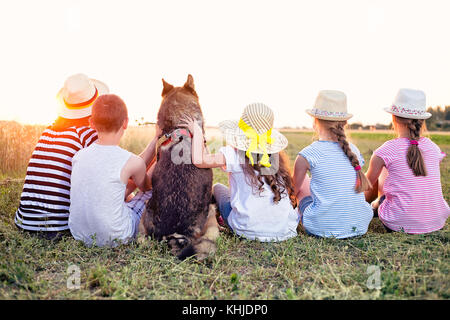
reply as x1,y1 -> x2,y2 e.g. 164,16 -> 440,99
1,0 -> 449,128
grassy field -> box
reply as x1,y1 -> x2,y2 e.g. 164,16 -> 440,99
0,123 -> 449,299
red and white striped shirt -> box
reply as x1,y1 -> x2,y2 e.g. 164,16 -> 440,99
375,137 -> 449,234
15,126 -> 97,231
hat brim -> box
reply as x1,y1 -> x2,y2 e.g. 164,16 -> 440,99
56,78 -> 109,119
305,109 -> 353,121
218,120 -> 288,154
383,107 -> 432,120
89,79 -> 109,96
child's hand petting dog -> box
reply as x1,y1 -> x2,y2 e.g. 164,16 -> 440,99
179,115 -> 201,133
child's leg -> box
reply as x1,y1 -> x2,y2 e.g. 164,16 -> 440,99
125,190 -> 153,238
212,183 -> 232,228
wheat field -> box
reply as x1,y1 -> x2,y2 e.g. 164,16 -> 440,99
0,121 -> 449,299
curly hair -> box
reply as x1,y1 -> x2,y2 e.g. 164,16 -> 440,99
240,151 -> 297,208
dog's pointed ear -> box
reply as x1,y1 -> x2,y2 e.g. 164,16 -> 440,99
162,79 -> 174,97
183,74 -> 195,92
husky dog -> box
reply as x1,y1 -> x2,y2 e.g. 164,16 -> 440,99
141,74 -> 219,260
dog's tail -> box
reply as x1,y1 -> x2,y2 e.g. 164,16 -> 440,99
178,204 -> 220,261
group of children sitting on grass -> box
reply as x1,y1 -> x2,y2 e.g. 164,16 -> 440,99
14,73 -> 449,246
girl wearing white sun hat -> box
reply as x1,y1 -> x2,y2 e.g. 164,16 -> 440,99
14,73 -> 109,239
180,103 -> 300,242
383,88 -> 432,120
293,90 -> 373,239
365,88 -> 449,234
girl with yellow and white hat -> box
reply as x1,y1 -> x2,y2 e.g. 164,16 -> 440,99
180,102 -> 300,242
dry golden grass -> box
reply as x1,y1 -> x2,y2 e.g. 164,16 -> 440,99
0,121 -> 46,179
0,122 -> 157,179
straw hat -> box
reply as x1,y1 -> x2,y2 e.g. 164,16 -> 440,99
384,88 -> 431,120
56,73 -> 109,119
306,90 -> 353,121
219,103 -> 288,154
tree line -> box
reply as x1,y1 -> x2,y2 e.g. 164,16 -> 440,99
346,106 -> 450,131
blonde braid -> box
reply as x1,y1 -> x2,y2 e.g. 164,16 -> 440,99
328,121 -> 372,193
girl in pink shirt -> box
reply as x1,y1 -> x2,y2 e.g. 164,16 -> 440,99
365,88 -> 449,234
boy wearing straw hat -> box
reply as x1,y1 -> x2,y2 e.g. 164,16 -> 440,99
293,90 -> 373,238
180,103 -> 299,242
14,74 -> 109,239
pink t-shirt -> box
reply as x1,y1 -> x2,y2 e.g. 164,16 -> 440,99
375,137 -> 449,234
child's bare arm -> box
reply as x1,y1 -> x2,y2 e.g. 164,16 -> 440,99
121,155 -> 151,193
124,179 -> 137,200
293,155 -> 309,199
179,116 -> 226,169
124,154 -> 158,200
146,162 -> 156,183
365,154 -> 385,186
364,154 -> 385,200
138,124 -> 162,167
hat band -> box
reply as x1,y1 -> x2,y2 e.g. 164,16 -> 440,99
238,118 -> 273,167
390,105 -> 426,116
63,87 -> 98,109
311,108 -> 348,118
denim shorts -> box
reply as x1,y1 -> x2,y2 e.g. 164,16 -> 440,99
218,200 -> 233,230
298,196 -> 313,223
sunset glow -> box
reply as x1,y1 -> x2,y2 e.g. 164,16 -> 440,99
1,0 -> 450,128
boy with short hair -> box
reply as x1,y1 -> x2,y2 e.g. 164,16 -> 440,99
68,94 -> 158,246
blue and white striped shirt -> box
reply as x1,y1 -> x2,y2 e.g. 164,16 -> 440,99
299,141 -> 373,238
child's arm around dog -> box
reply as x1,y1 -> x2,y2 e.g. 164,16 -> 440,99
179,116 -> 226,169
121,155 -> 153,193
124,125 -> 161,198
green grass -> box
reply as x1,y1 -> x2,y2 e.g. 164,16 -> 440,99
0,131 -> 449,299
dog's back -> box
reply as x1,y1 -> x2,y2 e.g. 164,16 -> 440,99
143,75 -> 214,257
149,143 -> 212,239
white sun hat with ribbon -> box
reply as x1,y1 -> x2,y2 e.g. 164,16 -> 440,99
56,73 -> 109,119
218,102 -> 288,167
306,90 -> 353,121
384,88 -> 431,120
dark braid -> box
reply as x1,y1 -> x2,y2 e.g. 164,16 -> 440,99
322,120 -> 372,193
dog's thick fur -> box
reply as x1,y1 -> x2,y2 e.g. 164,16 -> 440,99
141,75 -> 219,260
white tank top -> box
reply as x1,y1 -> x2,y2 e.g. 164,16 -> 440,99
69,143 -> 133,246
